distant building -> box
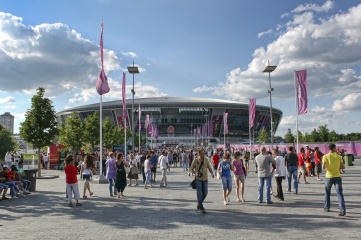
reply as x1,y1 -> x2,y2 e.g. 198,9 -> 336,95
0,112 -> 14,134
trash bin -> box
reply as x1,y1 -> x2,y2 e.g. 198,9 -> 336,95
344,154 -> 354,166
24,169 -> 38,192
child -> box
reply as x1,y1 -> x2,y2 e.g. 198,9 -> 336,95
64,154 -> 82,207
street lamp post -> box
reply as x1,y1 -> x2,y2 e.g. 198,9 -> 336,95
190,124 -> 193,146
127,61 -> 139,154
263,60 -> 277,149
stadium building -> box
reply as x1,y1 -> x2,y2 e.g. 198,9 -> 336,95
56,97 -> 283,148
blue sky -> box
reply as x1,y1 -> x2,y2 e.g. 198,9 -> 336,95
0,0 -> 361,136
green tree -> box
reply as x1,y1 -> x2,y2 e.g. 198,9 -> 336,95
103,117 -> 118,150
310,128 -> 321,142
83,112 -> 100,151
329,130 -> 338,142
318,125 -> 330,142
58,112 -> 83,154
19,87 -> 58,177
0,128 -> 17,160
295,130 -> 303,143
284,128 -> 295,143
258,129 -> 268,143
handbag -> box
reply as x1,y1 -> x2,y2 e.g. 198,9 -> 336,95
241,159 -> 247,178
190,160 -> 204,189
130,166 -> 140,175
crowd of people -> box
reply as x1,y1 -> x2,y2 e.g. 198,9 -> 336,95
63,143 -> 347,217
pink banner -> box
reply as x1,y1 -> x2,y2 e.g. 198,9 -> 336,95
224,112 -> 228,134
249,98 -> 256,129
122,72 -> 127,119
144,114 -> 150,130
95,21 -> 110,95
296,69 -> 308,115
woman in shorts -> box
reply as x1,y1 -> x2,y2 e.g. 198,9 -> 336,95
232,151 -> 246,202
217,153 -> 232,205
81,154 -> 94,199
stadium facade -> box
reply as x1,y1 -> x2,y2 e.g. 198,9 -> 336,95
56,97 -> 283,147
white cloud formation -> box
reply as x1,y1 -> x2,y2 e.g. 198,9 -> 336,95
122,51 -> 137,58
282,0 -> 333,18
258,29 -> 273,38
193,4 -> 361,104
0,96 -> 15,103
3,105 -> 17,109
332,93 -> 361,111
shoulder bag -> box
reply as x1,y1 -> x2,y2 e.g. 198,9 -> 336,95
190,160 -> 204,189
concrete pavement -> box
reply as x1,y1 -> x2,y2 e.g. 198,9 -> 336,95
1,159 -> 360,240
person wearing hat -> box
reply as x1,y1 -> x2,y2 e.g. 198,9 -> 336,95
0,165 -> 18,199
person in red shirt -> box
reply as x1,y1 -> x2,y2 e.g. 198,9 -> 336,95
297,147 -> 309,184
305,146 -> 312,177
211,151 -> 220,177
64,154 -> 82,207
314,146 -> 323,180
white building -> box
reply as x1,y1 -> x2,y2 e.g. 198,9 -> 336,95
0,112 -> 14,134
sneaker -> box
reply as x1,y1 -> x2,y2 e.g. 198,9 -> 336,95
76,202 -> 82,206
338,211 -> 346,216
68,202 -> 73,207
201,208 -> 206,214
227,197 -> 230,202
2,196 -> 9,200
324,208 -> 330,212
135,183 -> 139,186
224,201 -> 228,205
266,201 -> 273,204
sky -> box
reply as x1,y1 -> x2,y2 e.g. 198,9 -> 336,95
0,0 -> 361,136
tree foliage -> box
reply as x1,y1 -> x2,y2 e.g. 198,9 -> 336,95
103,117 -> 118,150
0,128 -> 17,160
58,112 -> 83,153
258,129 -> 268,143
82,112 -> 100,151
284,128 -> 295,143
19,87 -> 58,176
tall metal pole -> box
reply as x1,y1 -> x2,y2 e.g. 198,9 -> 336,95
268,71 -> 274,149
131,61 -> 135,153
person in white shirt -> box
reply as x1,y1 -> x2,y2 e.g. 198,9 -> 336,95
159,150 -> 169,187
143,154 -> 152,189
5,152 -> 12,168
273,149 -> 286,201
43,153 -> 49,170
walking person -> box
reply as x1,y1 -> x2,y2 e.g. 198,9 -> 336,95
181,150 -> 188,172
106,152 -> 117,197
127,154 -> 140,186
159,150 -> 170,187
80,154 -> 94,199
64,154 -> 82,207
143,154 -> 153,189
284,146 -> 299,194
255,147 -> 276,204
297,147 -> 309,184
115,153 -> 129,197
218,153 -> 232,205
273,149 -> 286,201
231,151 -> 246,202
190,149 -> 215,214
150,151 -> 158,182
314,147 -> 323,180
188,150 -> 194,176
322,143 -> 346,216
211,150 -> 220,178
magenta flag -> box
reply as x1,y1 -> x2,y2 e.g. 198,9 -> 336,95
138,100 -> 141,130
295,69 -> 308,115
249,98 -> 256,129
144,114 -> 150,130
122,72 -> 127,119
224,112 -> 228,134
96,22 -> 110,95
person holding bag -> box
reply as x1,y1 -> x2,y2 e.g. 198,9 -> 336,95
190,149 -> 214,214
232,151 -> 246,202
127,154 -> 140,186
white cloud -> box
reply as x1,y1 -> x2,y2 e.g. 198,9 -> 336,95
12,112 -> 26,119
291,0 -> 333,14
258,29 -> 273,38
3,105 -> 17,109
0,12 -> 120,97
122,51 -> 137,58
0,96 -> 15,103
194,4 -> 361,103
332,93 -> 361,111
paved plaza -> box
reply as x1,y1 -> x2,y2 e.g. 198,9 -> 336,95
1,159 -> 360,240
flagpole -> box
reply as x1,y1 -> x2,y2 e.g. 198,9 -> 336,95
294,70 -> 299,152
99,95 -> 103,176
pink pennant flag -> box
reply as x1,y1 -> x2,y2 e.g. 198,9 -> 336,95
95,21 -> 110,95
144,114 -> 149,130
138,100 -> 141,130
295,70 -> 308,115
224,112 -> 228,134
122,72 -> 126,119
249,98 -> 256,129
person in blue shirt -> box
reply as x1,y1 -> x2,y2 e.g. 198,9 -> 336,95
217,153 -> 232,205
150,151 -> 158,183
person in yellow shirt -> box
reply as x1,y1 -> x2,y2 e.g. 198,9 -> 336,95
322,143 -> 346,216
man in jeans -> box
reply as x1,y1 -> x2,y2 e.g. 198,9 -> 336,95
190,149 -> 214,214
284,146 -> 299,194
255,147 -> 276,204
159,150 -> 169,187
322,143 -> 346,216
